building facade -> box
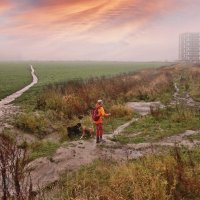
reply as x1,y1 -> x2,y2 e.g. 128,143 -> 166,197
179,32 -> 200,63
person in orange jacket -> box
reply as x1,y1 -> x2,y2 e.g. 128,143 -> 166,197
94,99 -> 111,143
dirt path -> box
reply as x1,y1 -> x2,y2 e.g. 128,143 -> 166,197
29,100 -> 168,189
171,82 -> 200,107
0,65 -> 38,132
29,121 -> 200,190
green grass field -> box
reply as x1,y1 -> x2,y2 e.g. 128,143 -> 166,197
0,62 -> 32,99
0,61 -> 173,104
33,61 -> 171,86
16,61 -> 173,104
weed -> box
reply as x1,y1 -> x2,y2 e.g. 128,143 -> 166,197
15,112 -> 52,138
110,104 -> 134,118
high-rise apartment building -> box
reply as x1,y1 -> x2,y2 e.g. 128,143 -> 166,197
179,33 -> 200,63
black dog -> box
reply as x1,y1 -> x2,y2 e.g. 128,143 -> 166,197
67,123 -> 82,138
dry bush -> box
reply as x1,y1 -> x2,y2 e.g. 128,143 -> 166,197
188,66 -> 200,101
36,68 -> 174,120
172,104 -> 197,122
110,105 -> 134,118
15,112 -> 51,138
0,134 -> 35,200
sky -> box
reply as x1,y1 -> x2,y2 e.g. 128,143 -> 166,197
0,0 -> 200,61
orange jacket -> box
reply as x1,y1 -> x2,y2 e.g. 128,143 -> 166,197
94,104 -> 109,124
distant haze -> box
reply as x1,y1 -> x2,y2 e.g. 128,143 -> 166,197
0,0 -> 200,61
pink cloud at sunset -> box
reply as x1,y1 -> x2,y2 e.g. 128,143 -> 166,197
0,0 -> 10,13
0,0 -> 200,61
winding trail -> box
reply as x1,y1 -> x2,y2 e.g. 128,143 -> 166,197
0,65 -> 38,132
171,82 -> 200,107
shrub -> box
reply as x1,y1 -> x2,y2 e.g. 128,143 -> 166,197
0,134 -> 35,199
44,148 -> 200,200
36,69 -> 174,120
15,112 -> 51,138
110,104 -> 134,118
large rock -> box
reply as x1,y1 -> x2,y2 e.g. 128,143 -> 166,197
126,101 -> 164,116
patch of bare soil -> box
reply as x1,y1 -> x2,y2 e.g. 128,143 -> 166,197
126,101 -> 164,116
29,124 -> 200,191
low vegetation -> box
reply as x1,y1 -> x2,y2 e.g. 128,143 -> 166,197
36,67 -> 174,118
43,147 -> 200,200
15,66 -> 174,140
186,133 -> 200,141
175,65 -> 200,101
0,62 -> 32,99
28,141 -> 60,162
16,61 -> 171,105
15,112 -> 52,138
112,105 -> 200,144
185,66 -> 200,101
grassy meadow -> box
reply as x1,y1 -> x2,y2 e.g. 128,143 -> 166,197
0,61 -> 172,103
0,62 -> 32,99
32,61 -> 171,85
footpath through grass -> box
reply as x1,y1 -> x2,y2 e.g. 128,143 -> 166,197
112,106 -> 200,144
0,62 -> 32,100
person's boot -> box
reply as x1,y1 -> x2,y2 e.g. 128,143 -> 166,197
100,136 -> 106,143
96,136 -> 100,143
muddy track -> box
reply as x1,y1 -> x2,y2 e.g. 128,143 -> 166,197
0,65 -> 38,132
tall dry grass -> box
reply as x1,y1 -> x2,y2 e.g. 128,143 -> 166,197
36,69 -> 174,119
43,147 -> 200,200
187,66 -> 200,101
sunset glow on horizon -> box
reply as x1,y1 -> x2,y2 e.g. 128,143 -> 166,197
0,0 -> 200,61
